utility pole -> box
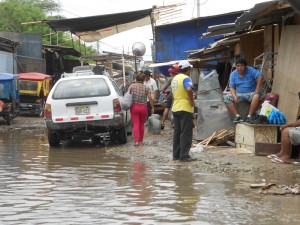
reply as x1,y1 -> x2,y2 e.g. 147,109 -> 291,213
97,41 -> 100,54
197,0 -> 200,18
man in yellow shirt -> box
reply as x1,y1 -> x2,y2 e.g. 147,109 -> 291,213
171,60 -> 196,162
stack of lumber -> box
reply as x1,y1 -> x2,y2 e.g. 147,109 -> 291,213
195,129 -> 235,146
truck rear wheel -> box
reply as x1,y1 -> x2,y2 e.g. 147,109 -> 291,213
5,113 -> 12,125
118,127 -> 128,144
48,132 -> 60,147
37,103 -> 45,117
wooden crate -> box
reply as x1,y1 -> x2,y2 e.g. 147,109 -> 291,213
235,123 -> 279,153
154,102 -> 166,113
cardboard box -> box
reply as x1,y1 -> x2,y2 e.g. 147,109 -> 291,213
255,142 -> 281,156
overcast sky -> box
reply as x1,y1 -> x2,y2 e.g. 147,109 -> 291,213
58,0 -> 273,60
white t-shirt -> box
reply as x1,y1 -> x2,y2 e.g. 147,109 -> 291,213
144,77 -> 158,100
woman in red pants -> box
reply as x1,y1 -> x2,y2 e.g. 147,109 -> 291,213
128,73 -> 154,146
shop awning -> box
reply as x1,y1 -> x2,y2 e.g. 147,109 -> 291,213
44,8 -> 153,42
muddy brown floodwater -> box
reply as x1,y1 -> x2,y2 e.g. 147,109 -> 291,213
0,116 -> 300,224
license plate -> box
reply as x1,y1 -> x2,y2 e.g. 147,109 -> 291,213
75,106 -> 90,115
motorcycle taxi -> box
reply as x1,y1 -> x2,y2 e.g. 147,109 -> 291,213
0,73 -> 20,125
18,73 -> 52,117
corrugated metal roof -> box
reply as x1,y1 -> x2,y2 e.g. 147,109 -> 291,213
202,0 -> 281,38
42,45 -> 81,57
202,22 -> 250,38
81,51 -> 137,62
0,36 -> 19,45
286,0 -> 300,13
235,0 -> 278,26
210,37 -> 240,48
188,36 -> 239,59
206,23 -> 236,32
155,10 -> 245,28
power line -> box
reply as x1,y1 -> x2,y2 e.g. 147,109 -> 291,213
60,8 -> 81,17
200,0 -> 209,5
192,0 -> 209,17
99,41 -> 122,50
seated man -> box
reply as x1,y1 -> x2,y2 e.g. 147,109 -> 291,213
224,58 -> 264,123
268,119 -> 300,164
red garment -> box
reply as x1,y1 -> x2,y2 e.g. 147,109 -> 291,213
130,103 -> 147,142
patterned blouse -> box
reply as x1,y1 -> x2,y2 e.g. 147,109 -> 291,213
129,83 -> 150,105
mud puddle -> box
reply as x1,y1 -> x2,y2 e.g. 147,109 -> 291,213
0,129 -> 300,224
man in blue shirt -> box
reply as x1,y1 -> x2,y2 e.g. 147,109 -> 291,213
224,58 -> 263,123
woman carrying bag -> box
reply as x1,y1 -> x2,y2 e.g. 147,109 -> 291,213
128,73 -> 154,146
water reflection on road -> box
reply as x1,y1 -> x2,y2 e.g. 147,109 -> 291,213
0,128 -> 300,224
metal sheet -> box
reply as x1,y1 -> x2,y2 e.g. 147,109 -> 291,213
16,56 -> 46,74
0,51 -> 14,73
0,32 -> 42,59
155,12 -> 242,62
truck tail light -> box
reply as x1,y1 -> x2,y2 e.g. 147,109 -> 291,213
44,103 -> 52,118
113,98 -> 121,112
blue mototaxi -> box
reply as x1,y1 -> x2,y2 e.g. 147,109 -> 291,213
0,73 -> 20,125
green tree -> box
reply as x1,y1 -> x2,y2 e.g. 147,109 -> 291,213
27,0 -> 60,13
0,0 -> 59,33
0,0 -> 96,56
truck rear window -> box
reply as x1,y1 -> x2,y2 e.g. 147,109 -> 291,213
52,78 -> 110,99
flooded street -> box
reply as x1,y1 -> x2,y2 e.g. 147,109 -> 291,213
1,128 -> 300,225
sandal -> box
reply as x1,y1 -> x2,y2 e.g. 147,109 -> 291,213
134,142 -> 139,146
271,157 -> 291,164
267,154 -> 279,159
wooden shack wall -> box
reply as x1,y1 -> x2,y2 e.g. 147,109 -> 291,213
272,25 -> 300,122
240,31 -> 264,66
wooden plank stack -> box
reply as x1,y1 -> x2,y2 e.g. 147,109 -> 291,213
195,129 -> 235,146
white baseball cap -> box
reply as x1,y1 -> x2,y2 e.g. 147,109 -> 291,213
178,60 -> 193,69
